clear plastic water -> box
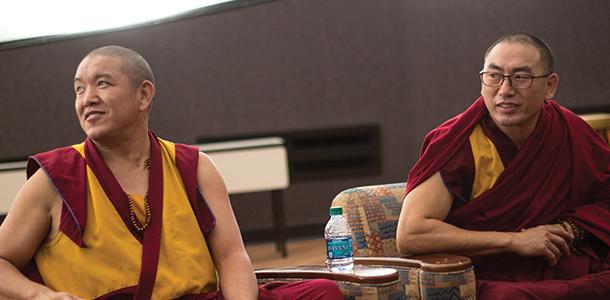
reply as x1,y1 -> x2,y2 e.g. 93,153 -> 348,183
325,207 -> 354,272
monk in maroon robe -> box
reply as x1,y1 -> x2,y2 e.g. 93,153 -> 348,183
397,33 -> 610,299
0,45 -> 343,299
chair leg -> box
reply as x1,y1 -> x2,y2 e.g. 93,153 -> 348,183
271,190 -> 287,257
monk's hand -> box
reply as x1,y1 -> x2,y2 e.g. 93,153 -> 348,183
511,224 -> 574,266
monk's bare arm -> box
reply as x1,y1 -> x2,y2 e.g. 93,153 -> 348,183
396,172 -> 573,265
197,153 -> 258,300
0,169 -> 82,300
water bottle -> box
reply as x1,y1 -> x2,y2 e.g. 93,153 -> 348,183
325,206 -> 354,272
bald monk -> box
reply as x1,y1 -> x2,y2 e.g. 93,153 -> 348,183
0,45 -> 342,300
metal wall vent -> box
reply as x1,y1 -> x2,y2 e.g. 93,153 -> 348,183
198,124 -> 381,182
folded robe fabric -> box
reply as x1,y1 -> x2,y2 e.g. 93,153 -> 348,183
406,97 -> 610,299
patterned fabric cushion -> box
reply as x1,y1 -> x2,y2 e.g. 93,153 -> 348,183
332,183 -> 477,300
419,268 -> 476,300
256,183 -> 477,299
338,279 -> 406,300
331,183 -> 406,257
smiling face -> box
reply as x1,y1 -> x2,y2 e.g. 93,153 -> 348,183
481,41 -> 558,142
74,55 -> 151,142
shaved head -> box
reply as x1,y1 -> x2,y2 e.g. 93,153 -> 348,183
84,45 -> 155,88
484,33 -> 554,73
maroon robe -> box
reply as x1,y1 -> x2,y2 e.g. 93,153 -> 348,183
406,97 -> 610,299
25,131 -> 343,299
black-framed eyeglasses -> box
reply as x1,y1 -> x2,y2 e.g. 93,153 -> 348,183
479,71 -> 552,89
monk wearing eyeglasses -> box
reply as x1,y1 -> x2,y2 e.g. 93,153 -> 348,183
397,33 -> 610,299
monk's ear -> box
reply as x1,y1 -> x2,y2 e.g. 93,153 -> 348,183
137,80 -> 155,111
544,73 -> 559,99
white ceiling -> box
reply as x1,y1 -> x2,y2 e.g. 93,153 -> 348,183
0,0 -> 233,44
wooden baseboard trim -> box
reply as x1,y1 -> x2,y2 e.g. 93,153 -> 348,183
243,223 -> 325,243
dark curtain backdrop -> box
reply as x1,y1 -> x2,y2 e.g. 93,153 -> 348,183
1,0 -> 608,233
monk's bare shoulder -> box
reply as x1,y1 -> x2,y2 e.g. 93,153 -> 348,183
0,169 -> 61,268
196,152 -> 229,198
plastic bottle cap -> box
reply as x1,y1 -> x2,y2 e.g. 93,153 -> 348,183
329,206 -> 343,215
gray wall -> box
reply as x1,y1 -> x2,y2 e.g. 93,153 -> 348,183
1,0 -> 609,233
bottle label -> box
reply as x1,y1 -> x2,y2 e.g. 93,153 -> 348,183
326,237 -> 353,259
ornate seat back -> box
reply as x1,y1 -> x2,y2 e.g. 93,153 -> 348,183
331,182 -> 406,257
